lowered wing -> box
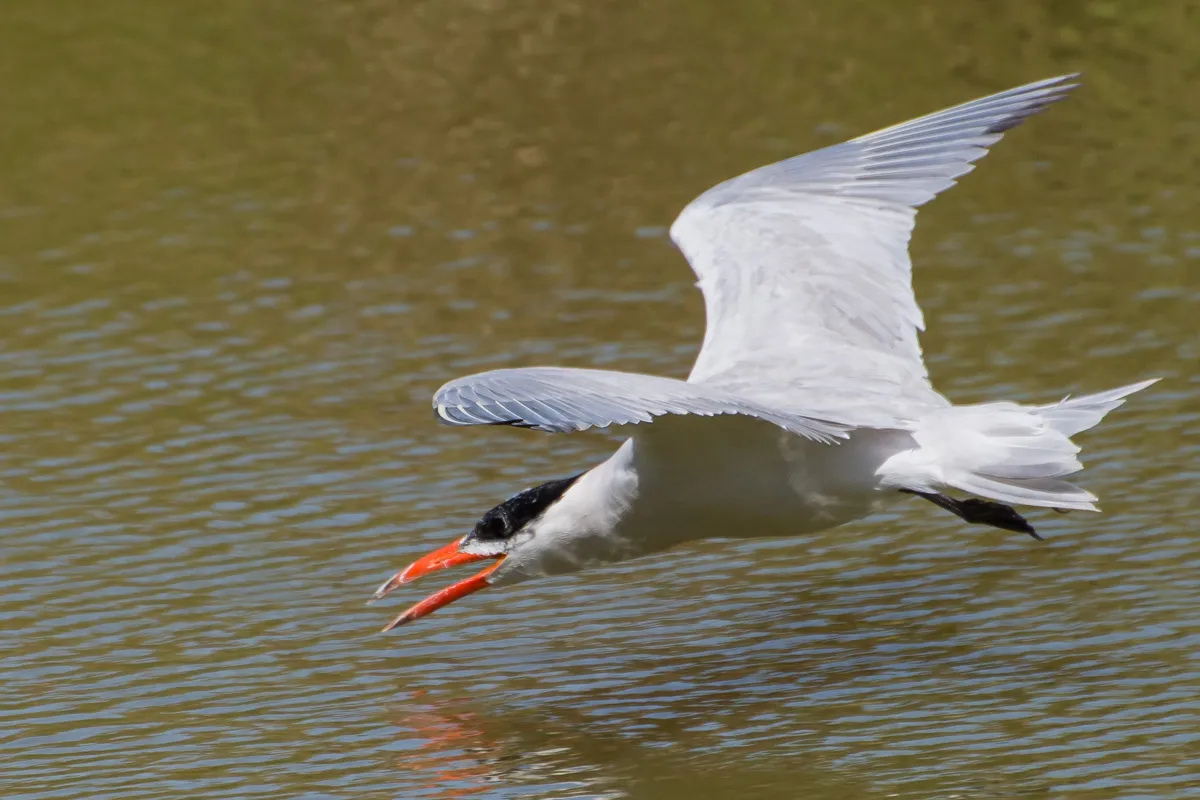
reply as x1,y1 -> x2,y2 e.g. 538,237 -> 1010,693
433,366 -> 848,442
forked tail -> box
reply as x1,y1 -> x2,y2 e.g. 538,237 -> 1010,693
879,379 -> 1159,511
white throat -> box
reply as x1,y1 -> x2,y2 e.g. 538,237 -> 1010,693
487,439 -> 640,586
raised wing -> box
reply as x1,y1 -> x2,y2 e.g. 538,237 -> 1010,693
671,75 -> 1077,427
433,367 -> 849,442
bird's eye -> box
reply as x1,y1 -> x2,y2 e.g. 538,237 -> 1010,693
477,514 -> 508,540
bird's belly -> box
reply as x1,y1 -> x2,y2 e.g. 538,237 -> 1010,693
622,416 -> 908,549
643,474 -> 878,544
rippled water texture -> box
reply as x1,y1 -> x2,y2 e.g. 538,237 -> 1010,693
2,2 -> 1198,798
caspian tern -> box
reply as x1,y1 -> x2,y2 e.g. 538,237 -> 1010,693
372,75 -> 1157,631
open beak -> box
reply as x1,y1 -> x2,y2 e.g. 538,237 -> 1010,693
370,537 -> 504,631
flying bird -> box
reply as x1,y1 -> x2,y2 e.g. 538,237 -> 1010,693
372,75 -> 1157,630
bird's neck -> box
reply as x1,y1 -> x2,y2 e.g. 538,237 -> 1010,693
491,440 -> 643,584
552,439 -> 642,544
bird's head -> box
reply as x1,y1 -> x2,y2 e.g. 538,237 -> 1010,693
371,473 -> 584,631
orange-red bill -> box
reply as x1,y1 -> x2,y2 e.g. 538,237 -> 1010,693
371,535 -> 505,631
380,558 -> 504,632
370,537 -> 489,603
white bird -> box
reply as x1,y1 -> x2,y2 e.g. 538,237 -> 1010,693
372,75 -> 1157,630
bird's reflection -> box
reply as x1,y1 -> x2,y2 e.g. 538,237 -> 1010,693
388,689 -> 890,800
392,691 -> 499,798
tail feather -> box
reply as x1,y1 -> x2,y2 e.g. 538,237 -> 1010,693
880,378 -> 1159,512
1035,379 -> 1159,437
948,474 -> 1097,511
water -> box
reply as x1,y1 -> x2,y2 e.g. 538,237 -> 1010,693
2,2 -> 1198,797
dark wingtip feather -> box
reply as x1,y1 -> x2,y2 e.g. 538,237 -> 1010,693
983,74 -> 1081,134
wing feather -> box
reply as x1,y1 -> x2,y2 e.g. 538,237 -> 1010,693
671,75 -> 1078,428
433,366 -> 848,442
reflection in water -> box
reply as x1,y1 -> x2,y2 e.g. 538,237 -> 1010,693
2,1 -> 1198,798
394,693 -> 499,798
390,689 -> 887,800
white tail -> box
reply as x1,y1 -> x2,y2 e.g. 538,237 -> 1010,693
879,379 -> 1159,511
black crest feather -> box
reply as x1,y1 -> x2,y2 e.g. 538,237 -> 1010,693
472,474 -> 583,542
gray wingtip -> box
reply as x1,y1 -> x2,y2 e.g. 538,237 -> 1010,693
981,74 -> 1081,135
433,403 -> 477,427
433,399 -> 580,433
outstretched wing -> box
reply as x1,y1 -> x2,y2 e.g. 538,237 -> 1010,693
433,367 -> 849,442
671,75 -> 1077,428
